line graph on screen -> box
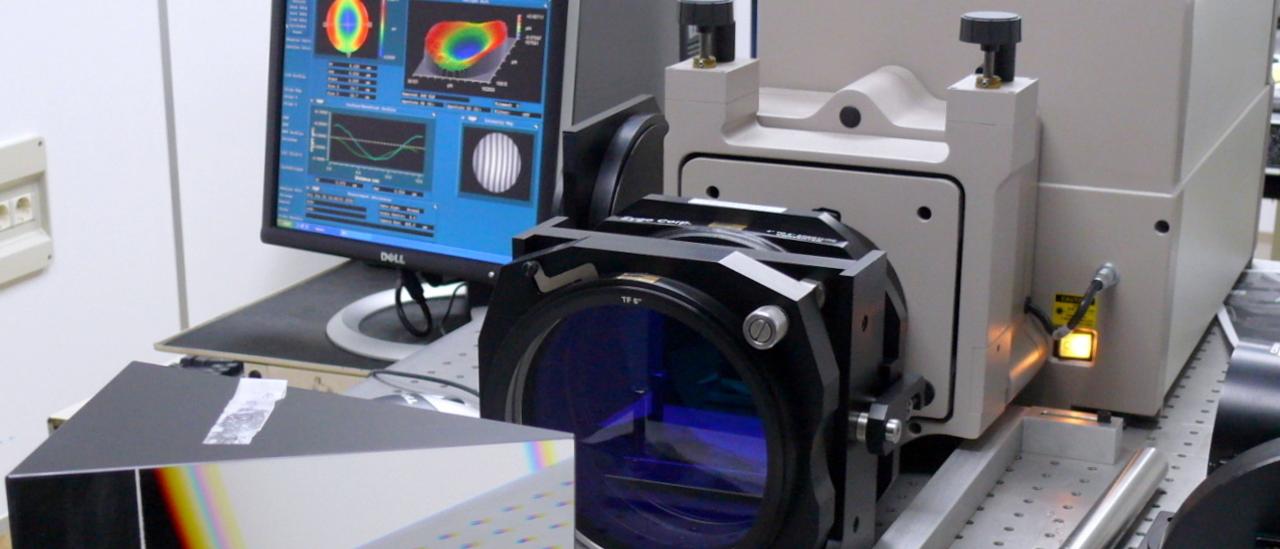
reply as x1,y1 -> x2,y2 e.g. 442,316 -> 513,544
323,113 -> 428,174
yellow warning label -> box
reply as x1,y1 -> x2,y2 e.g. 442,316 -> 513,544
1053,294 -> 1099,330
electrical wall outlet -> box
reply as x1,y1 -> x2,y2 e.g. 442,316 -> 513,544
13,194 -> 33,225
0,136 -> 52,287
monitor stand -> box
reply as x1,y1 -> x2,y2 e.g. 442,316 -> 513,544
326,281 -> 468,362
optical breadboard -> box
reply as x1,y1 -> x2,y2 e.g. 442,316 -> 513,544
348,314 -> 1242,547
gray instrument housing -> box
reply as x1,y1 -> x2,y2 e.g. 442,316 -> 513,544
664,0 -> 1275,437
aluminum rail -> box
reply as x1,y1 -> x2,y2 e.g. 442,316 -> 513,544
1062,447 -> 1167,549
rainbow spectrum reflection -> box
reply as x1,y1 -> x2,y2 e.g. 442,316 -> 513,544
155,465 -> 246,549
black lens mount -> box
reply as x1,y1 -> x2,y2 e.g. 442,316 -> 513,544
480,196 -> 908,548
487,275 -> 794,548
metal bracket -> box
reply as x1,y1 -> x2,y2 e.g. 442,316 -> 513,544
855,374 -> 931,455
529,261 -> 599,294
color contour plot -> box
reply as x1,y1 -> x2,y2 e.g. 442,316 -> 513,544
404,1 -> 549,103
316,0 -> 381,59
418,20 -> 513,82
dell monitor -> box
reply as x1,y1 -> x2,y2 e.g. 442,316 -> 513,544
261,0 -> 682,360
263,0 -> 567,282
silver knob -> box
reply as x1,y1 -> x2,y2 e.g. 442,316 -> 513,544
884,419 -> 903,444
744,305 -> 789,350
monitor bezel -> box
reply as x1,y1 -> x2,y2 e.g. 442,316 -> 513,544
261,0 -> 569,283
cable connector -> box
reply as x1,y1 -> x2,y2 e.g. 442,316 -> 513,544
1093,262 -> 1120,291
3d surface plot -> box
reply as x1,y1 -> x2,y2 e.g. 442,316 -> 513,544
426,20 -> 510,73
325,0 -> 373,56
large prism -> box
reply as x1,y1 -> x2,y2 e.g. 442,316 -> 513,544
5,363 -> 574,548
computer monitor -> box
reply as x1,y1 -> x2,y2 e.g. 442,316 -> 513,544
260,0 -> 683,361
263,0 -> 567,283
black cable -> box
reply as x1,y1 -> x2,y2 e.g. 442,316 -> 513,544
395,269 -> 435,338
438,282 -> 467,336
1065,280 -> 1104,330
1054,279 -> 1105,340
1024,297 -> 1054,337
370,369 -> 481,398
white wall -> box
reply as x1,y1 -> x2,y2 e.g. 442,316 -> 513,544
166,0 -> 342,327
0,1 -> 182,516
736,0 -> 754,58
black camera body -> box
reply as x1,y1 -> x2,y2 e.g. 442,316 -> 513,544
480,196 -> 923,548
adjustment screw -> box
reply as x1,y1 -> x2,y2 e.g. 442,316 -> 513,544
960,11 -> 1022,89
680,0 -> 735,69
743,305 -> 789,350
885,419 -> 903,444
521,261 -> 541,278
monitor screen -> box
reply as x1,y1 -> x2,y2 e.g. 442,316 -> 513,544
264,0 -> 564,279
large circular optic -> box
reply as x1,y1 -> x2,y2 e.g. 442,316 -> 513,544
520,304 -> 769,549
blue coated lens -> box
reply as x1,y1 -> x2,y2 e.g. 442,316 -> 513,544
523,305 -> 768,548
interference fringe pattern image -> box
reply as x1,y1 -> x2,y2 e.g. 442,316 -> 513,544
325,0 -> 373,56
472,132 -> 523,194
460,127 -> 533,201
428,20 -> 509,72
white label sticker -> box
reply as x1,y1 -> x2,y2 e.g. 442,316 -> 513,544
203,378 -> 288,446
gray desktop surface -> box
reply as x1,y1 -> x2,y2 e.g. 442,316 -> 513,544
157,261 -> 409,372
346,307 -> 486,402
9,363 -> 568,477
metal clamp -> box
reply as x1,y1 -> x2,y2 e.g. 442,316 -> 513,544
852,374 -> 931,455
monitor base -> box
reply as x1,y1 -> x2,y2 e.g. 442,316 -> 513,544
326,282 -> 468,362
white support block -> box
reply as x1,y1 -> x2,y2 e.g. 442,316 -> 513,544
1022,407 -> 1124,465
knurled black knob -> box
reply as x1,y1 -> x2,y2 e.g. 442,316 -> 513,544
960,11 -> 1022,48
680,0 -> 735,29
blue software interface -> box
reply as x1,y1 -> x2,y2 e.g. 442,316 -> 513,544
275,0 -> 554,265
